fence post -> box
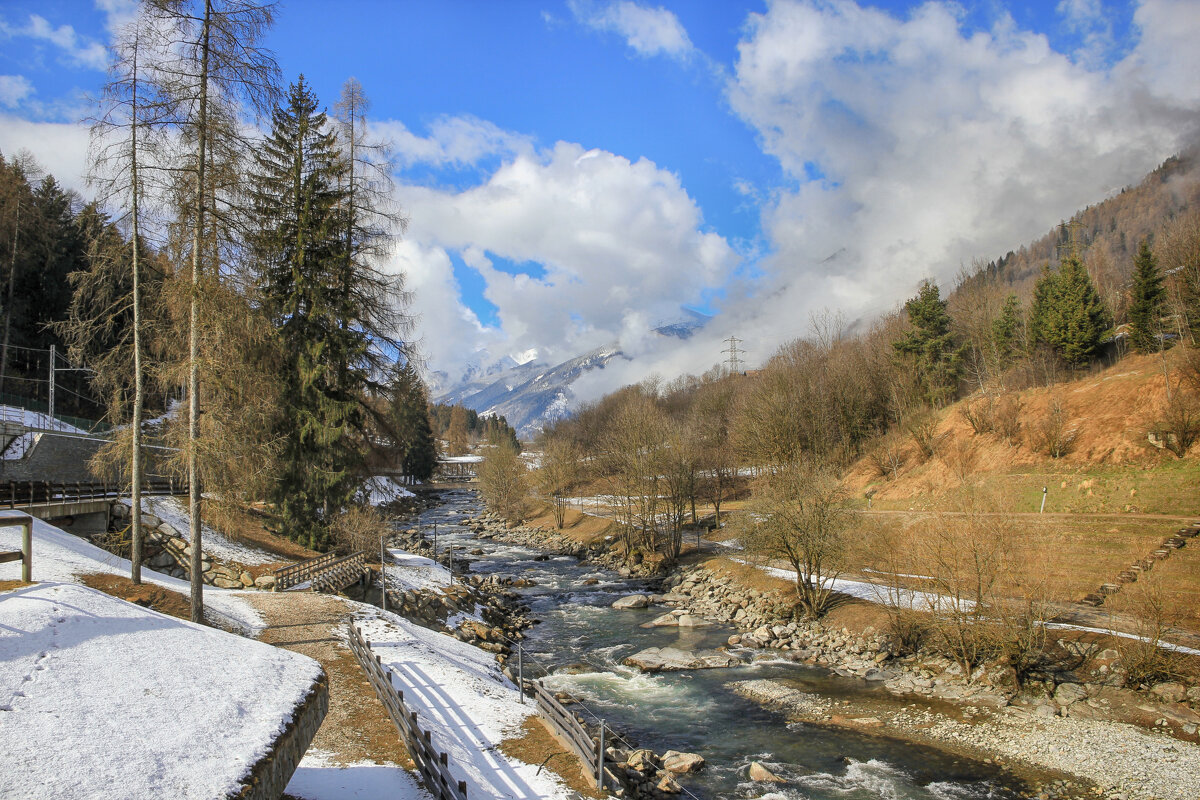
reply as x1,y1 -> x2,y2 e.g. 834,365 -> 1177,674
596,719 -> 605,790
517,642 -> 524,703
380,534 -> 387,613
21,516 -> 32,582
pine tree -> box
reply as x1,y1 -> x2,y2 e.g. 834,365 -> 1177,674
385,363 -> 436,482
251,76 -> 359,550
1128,239 -> 1166,354
1029,257 -> 1112,366
893,280 -> 962,407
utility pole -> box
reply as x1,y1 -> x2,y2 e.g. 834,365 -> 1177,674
723,335 -> 745,374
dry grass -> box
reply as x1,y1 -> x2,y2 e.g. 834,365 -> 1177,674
206,502 -> 320,562
845,353 -> 1200,515
0,579 -> 32,593
1143,543 -> 1200,630
523,503 -> 616,545
78,572 -> 193,620
499,716 -> 606,799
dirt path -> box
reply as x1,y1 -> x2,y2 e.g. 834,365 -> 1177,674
246,592 -> 415,769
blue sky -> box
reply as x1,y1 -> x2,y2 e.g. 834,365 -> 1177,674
2,0 -> 1198,396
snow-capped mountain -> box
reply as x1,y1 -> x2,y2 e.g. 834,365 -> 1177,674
430,309 -> 710,438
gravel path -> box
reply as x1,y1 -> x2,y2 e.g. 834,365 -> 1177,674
247,593 -> 414,769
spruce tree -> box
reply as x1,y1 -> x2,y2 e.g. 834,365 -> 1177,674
1029,257 -> 1112,366
251,76 -> 361,549
1128,239 -> 1166,354
893,280 -> 962,406
992,293 -> 1022,370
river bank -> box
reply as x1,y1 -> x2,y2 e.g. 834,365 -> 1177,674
445,498 -> 1200,800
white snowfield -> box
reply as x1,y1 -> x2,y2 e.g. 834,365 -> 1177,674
0,582 -> 323,800
354,611 -> 574,800
0,511 -> 265,634
0,404 -> 88,434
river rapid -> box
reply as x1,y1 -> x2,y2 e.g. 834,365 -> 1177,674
400,488 -> 1022,800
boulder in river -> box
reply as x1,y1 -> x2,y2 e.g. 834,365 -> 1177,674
612,594 -> 650,609
661,750 -> 705,774
748,761 -> 786,783
642,612 -> 680,628
623,647 -> 742,672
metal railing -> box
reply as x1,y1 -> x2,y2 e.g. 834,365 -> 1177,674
348,623 -> 468,800
0,478 -> 189,510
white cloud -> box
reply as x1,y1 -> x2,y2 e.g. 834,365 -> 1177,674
0,114 -> 91,193
395,140 -> 737,380
371,115 -> 534,169
1,13 -> 108,71
1056,0 -> 1114,67
720,0 -> 1200,363
0,76 -> 34,109
571,0 -> 694,59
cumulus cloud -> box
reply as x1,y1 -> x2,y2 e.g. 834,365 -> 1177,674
0,76 -> 34,109
720,0 -> 1200,364
570,0 -> 694,59
0,13 -> 108,71
393,140 -> 737,381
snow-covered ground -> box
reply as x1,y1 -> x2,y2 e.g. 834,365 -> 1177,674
354,610 -> 574,800
363,475 -> 416,506
286,751 -> 428,800
0,511 -> 266,634
441,455 -> 484,463
0,581 -> 322,800
385,549 -> 451,594
124,494 -> 277,566
741,558 -> 1200,657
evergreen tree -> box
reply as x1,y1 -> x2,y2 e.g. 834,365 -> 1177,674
251,76 -> 361,550
385,363 -> 436,481
893,280 -> 962,407
991,293 -> 1022,370
1029,257 -> 1112,366
1128,239 -> 1166,354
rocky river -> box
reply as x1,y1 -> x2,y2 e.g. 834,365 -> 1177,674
387,488 -> 1044,800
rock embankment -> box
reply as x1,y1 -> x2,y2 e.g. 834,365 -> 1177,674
108,502 -> 270,590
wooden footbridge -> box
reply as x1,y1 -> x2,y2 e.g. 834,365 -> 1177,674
273,550 -> 370,594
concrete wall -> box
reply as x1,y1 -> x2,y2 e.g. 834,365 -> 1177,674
0,433 -> 105,483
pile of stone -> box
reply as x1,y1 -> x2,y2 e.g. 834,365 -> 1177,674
606,746 -> 704,798
108,502 -> 270,590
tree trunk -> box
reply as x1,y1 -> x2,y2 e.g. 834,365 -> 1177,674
130,45 -> 144,584
188,0 -> 212,624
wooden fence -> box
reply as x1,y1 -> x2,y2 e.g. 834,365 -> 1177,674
0,478 -> 188,510
0,513 -> 33,581
530,679 -> 619,792
347,623 -> 468,800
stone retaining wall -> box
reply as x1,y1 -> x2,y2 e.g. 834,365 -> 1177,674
232,672 -> 329,800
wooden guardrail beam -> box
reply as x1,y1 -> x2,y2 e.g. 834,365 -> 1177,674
0,513 -> 34,582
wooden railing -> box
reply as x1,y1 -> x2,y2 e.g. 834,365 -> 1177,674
273,550 -> 369,593
0,513 -> 34,582
347,624 -> 468,800
0,478 -> 189,510
310,551 -> 368,594
530,679 -> 615,791
272,551 -> 343,591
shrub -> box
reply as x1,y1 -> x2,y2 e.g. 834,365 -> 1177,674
1032,398 -> 1077,458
